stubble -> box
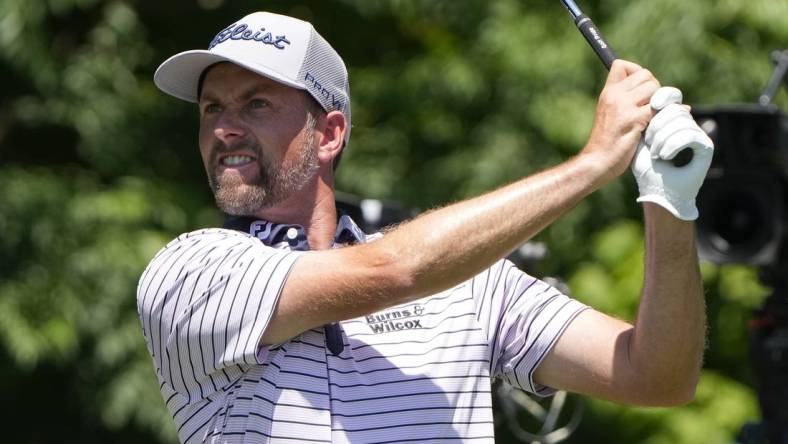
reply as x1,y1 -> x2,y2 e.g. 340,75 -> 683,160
208,112 -> 319,215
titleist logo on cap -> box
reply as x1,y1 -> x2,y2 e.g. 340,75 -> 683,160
208,23 -> 291,50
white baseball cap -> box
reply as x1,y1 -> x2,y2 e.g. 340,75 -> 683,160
154,11 -> 351,144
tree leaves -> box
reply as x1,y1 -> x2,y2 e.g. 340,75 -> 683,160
0,0 -> 785,441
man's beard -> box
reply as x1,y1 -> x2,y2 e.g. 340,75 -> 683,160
207,114 -> 319,216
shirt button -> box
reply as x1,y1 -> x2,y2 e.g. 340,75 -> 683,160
286,227 -> 298,240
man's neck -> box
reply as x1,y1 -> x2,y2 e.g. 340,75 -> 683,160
255,179 -> 338,251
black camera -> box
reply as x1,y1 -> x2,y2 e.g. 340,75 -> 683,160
694,104 -> 787,266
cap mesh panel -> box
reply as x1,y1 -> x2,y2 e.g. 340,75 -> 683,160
297,27 -> 351,143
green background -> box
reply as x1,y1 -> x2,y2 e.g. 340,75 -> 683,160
0,0 -> 785,442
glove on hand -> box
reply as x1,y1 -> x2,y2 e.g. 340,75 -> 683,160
631,86 -> 714,220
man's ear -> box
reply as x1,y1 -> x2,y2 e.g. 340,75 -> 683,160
316,111 -> 347,166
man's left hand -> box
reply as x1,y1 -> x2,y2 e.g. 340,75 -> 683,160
631,86 -> 714,220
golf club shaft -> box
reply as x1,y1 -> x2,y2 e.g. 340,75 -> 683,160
561,0 -> 617,69
560,0 -> 694,167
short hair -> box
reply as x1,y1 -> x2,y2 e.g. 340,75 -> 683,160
301,93 -> 343,171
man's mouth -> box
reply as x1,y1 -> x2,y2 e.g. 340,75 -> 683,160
220,155 -> 254,167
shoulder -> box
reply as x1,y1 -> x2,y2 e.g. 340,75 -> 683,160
138,228 -> 285,287
148,228 -> 267,260
165,227 -> 258,248
136,227 -> 301,305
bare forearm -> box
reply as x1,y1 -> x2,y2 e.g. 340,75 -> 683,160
628,203 -> 706,402
384,152 -> 608,298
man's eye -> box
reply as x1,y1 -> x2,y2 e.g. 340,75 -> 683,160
203,103 -> 221,114
249,99 -> 268,109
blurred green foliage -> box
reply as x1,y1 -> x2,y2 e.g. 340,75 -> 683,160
0,0 -> 785,442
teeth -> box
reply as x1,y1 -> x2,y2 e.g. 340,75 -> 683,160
221,155 -> 253,166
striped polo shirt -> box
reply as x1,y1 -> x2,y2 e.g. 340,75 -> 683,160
137,215 -> 587,443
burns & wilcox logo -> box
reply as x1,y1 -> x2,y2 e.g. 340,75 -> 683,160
365,305 -> 424,334
209,23 -> 291,50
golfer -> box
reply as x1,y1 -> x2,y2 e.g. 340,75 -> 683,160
138,11 -> 713,443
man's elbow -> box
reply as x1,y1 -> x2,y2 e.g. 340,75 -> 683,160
635,372 -> 700,407
655,380 -> 698,407
358,239 -> 427,298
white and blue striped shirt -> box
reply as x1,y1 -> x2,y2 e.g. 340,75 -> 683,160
137,215 -> 587,443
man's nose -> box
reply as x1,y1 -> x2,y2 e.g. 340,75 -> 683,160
213,111 -> 246,146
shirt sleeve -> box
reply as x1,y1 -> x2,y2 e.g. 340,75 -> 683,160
136,228 -> 302,404
472,259 -> 587,396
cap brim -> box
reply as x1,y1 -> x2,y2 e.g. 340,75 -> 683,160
154,49 -> 305,103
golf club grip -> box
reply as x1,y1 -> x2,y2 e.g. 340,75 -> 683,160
574,14 -> 693,167
574,14 -> 617,70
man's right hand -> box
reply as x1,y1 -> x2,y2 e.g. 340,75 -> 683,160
581,60 -> 661,184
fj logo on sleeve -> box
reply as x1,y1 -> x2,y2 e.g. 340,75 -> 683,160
365,305 -> 424,334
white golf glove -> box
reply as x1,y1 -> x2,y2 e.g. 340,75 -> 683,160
631,86 -> 714,220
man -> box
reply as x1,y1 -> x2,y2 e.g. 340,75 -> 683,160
138,11 -> 713,444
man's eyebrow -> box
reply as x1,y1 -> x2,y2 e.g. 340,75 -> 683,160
198,91 -> 218,104
241,85 -> 275,100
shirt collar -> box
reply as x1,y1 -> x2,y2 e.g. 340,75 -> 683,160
222,213 -> 368,251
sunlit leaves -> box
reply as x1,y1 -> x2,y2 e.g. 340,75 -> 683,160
568,220 -> 644,319
0,167 -> 182,440
0,0 -> 785,442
